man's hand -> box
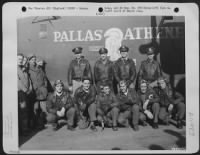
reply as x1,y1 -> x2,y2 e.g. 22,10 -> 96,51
20,101 -> 26,109
144,110 -> 153,119
56,110 -> 61,117
57,107 -> 65,117
168,104 -> 174,112
68,86 -> 73,92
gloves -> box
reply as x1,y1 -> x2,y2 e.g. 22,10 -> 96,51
56,110 -> 61,117
144,110 -> 153,119
56,107 -> 65,117
143,99 -> 149,110
168,104 -> 174,112
68,86 -> 73,92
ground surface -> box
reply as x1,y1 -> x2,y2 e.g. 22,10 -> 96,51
19,121 -> 186,151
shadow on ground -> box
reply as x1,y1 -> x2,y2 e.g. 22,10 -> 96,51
164,129 -> 186,148
19,129 -> 43,147
148,128 -> 186,150
149,144 -> 165,150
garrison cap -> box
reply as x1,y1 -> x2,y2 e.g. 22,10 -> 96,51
146,47 -> 155,55
72,47 -> 83,54
99,47 -> 108,54
54,80 -> 64,87
28,54 -> 36,60
119,45 -> 129,53
17,53 -> 24,57
37,57 -> 47,66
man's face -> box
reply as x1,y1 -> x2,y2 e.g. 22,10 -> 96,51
120,51 -> 128,59
82,80 -> 90,90
75,53 -> 81,59
147,54 -> 154,60
29,57 -> 36,66
103,86 -> 110,95
120,82 -> 127,93
100,53 -> 107,60
55,84 -> 63,93
37,61 -> 44,67
17,55 -> 24,66
23,57 -> 28,66
140,83 -> 147,93
159,80 -> 166,89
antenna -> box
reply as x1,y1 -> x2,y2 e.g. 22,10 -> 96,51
32,16 -> 61,24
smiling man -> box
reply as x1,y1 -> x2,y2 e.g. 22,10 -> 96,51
74,77 -> 98,131
68,47 -> 93,96
96,82 -> 119,131
137,80 -> 160,129
46,80 -> 76,131
117,80 -> 140,131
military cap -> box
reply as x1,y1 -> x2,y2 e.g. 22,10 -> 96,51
146,47 -> 155,55
140,79 -> 148,86
99,47 -> 108,54
157,76 -> 168,83
54,80 -> 64,87
37,57 -> 47,66
119,45 -> 129,52
100,81 -> 110,87
17,53 -> 24,57
28,54 -> 36,60
72,47 -> 83,54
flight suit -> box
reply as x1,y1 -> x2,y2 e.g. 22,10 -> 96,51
96,91 -> 119,127
137,88 -> 160,124
46,91 -> 76,127
117,88 -> 140,128
155,85 -> 185,124
94,58 -> 114,93
29,65 -> 48,128
74,85 -> 97,129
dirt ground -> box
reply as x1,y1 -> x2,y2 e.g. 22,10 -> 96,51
19,120 -> 186,151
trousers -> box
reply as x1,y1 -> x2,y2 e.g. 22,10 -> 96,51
46,107 -> 76,126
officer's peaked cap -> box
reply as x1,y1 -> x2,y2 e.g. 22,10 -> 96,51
72,47 -> 83,54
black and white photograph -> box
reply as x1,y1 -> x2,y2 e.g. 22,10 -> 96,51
3,2 -> 199,153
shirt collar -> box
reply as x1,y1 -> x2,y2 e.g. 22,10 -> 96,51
100,58 -> 108,63
121,89 -> 128,96
121,57 -> 128,61
56,91 -> 63,97
82,87 -> 89,93
147,58 -> 154,63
